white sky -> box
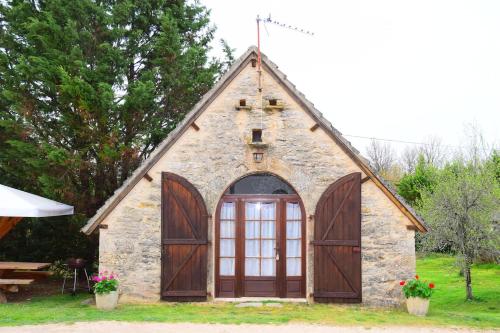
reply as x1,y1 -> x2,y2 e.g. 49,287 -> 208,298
203,0 -> 500,156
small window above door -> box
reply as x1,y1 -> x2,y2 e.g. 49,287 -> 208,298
225,173 -> 296,195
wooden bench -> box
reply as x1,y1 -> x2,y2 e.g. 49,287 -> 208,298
0,278 -> 35,289
0,278 -> 35,303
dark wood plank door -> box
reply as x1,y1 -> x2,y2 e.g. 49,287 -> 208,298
161,172 -> 208,301
313,173 -> 361,303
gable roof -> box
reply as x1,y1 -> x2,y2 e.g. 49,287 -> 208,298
81,46 -> 427,235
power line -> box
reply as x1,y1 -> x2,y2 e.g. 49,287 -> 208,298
343,134 -> 464,149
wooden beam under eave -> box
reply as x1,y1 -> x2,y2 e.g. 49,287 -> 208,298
310,123 -> 320,132
144,173 -> 153,182
191,122 -> 200,131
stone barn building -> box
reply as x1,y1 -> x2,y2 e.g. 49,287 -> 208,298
82,46 -> 426,307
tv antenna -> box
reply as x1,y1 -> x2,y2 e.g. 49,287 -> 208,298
256,14 -> 314,87
255,14 -> 314,130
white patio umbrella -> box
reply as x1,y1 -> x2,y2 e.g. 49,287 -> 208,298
0,184 -> 73,239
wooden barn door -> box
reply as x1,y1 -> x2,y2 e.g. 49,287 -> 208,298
313,172 -> 361,303
161,172 -> 208,301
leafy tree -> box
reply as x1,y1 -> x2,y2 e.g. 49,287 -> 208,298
0,0 -> 232,262
397,155 -> 437,206
419,160 -> 499,300
491,150 -> 500,183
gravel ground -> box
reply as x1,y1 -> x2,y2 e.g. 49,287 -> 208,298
0,322 -> 495,333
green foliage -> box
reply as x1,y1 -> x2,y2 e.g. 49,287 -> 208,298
0,215 -> 96,263
418,159 -> 499,300
419,160 -> 499,257
49,260 -> 72,279
0,0 -> 232,263
401,277 -> 434,299
397,155 -> 437,206
0,255 -> 498,328
490,150 -> 500,183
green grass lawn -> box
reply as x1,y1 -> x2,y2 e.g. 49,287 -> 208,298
0,254 -> 498,328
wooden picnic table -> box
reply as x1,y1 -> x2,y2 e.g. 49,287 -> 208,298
0,262 -> 50,272
0,261 -> 51,303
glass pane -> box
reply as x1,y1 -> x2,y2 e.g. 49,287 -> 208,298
261,221 -> 275,238
220,221 -> 235,238
245,221 -> 260,238
221,202 -> 235,220
245,240 -> 260,257
245,202 -> 260,220
226,174 -> 296,195
261,259 -> 276,276
286,258 -> 301,276
286,240 -> 301,257
220,239 -> 235,257
220,258 -> 235,275
245,258 -> 260,276
286,221 -> 301,238
286,202 -> 301,220
261,240 -> 275,257
261,202 -> 275,220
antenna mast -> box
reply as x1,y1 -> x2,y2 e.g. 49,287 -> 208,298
256,15 -> 263,92
255,14 -> 314,129
256,14 -> 314,90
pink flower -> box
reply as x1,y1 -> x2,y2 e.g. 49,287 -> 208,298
109,275 -> 114,279
93,276 -> 101,282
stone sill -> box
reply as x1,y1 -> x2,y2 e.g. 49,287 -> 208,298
248,142 -> 269,148
235,105 -> 252,111
264,105 -> 285,111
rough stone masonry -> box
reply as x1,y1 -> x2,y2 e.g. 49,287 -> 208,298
96,54 -> 416,307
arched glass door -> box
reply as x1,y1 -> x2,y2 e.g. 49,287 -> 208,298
216,173 -> 305,298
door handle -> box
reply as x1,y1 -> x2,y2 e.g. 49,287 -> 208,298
275,247 -> 280,261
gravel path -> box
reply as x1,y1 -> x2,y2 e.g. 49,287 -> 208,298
0,322 -> 494,333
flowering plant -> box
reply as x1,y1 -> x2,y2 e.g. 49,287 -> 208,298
400,275 -> 435,299
92,272 -> 118,295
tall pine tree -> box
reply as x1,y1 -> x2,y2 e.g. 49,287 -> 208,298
0,0 -> 232,262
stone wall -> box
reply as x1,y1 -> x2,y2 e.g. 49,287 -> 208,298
98,60 -> 416,306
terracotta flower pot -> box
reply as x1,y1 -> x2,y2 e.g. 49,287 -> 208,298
95,290 -> 118,310
406,296 -> 430,316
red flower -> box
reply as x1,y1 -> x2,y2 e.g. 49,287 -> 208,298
415,275 -> 419,279
400,281 -> 405,286
429,283 -> 435,289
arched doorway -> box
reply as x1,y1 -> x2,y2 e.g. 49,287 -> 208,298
215,173 -> 306,298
